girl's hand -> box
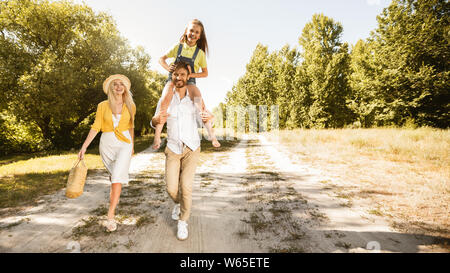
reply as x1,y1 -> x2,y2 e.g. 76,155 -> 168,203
187,66 -> 193,80
78,147 -> 86,160
152,138 -> 161,150
200,110 -> 214,123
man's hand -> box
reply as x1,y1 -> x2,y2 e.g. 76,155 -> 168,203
152,110 -> 170,126
168,64 -> 176,73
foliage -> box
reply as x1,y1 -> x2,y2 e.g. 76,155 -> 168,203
349,0 -> 449,127
226,14 -> 353,129
0,0 -> 165,152
225,1 -> 449,129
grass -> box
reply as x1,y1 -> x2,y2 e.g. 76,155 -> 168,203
368,209 -> 384,216
200,135 -> 240,153
241,212 -> 269,234
268,245 -> 305,253
0,135 -> 155,209
71,216 -> 106,240
264,128 -> 450,239
335,241 -> 352,249
136,215 -> 155,228
235,230 -> 250,238
264,128 -> 449,169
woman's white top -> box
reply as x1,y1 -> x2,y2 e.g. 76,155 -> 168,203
112,114 -> 121,128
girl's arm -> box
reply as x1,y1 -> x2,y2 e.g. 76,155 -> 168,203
159,55 -> 176,73
189,67 -> 208,79
78,129 -> 99,160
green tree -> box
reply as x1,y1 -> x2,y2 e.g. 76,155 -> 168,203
0,0 -> 162,150
348,39 -> 384,127
272,45 -> 299,129
362,0 -> 449,127
226,44 -> 276,107
296,13 -> 353,128
225,44 -> 280,131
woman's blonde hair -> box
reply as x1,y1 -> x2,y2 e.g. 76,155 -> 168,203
107,79 -> 136,124
180,19 -> 209,56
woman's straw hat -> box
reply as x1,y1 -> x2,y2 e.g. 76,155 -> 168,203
103,74 -> 131,94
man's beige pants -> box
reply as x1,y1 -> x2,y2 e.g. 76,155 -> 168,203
164,145 -> 200,221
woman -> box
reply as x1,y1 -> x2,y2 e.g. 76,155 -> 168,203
78,74 -> 136,232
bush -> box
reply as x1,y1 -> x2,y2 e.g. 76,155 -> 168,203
0,111 -> 50,155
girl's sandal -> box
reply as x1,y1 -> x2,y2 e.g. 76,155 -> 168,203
104,219 -> 117,232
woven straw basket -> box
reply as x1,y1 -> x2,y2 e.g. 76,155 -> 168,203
65,159 -> 88,198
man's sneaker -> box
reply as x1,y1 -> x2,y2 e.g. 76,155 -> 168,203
171,204 -> 180,220
177,220 -> 188,240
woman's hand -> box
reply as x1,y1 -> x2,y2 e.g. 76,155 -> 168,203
78,147 -> 86,160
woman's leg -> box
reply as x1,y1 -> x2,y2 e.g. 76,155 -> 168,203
187,85 -> 220,148
107,183 -> 122,219
153,81 -> 174,149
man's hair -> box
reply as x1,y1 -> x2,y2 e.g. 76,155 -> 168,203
173,61 -> 190,75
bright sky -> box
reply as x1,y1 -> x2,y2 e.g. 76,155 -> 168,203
75,0 -> 391,108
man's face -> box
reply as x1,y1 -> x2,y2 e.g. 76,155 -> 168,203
172,67 -> 189,88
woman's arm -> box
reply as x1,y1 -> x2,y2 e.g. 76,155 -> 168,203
78,129 -> 99,160
129,128 -> 134,155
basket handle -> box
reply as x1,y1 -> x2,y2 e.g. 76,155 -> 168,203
72,158 -> 82,169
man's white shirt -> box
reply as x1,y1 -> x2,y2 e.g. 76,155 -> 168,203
151,88 -> 202,154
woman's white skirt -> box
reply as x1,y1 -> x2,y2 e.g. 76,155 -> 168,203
99,131 -> 132,185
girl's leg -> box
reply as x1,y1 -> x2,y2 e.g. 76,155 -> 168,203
107,183 -> 122,220
153,81 -> 174,149
187,85 -> 221,148
160,81 -> 175,113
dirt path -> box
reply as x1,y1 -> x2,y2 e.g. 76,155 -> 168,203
0,134 -> 446,253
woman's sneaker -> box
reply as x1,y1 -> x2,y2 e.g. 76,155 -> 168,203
177,220 -> 188,240
172,204 -> 180,220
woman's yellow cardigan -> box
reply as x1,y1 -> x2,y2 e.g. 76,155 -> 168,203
91,101 -> 136,144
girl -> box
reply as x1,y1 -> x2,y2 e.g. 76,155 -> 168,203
78,74 -> 136,232
152,19 -> 220,150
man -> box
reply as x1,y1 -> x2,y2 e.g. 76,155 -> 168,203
151,61 -> 211,240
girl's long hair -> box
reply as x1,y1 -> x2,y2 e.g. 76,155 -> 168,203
179,19 -> 209,56
107,80 -> 136,125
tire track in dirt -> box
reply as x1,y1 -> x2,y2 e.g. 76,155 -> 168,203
239,136 -> 325,252
257,134 -> 448,252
